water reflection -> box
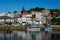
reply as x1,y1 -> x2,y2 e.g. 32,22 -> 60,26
0,31 -> 60,40
29,31 -> 40,40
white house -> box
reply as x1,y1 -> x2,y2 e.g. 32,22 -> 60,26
0,16 -> 14,22
14,14 -> 22,23
7,13 -> 14,18
22,14 -> 32,24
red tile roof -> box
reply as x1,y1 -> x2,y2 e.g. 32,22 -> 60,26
22,11 -> 29,14
14,14 -> 22,18
0,16 -> 13,19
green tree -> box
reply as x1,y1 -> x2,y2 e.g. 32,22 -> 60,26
51,17 -> 57,22
30,7 -> 45,12
51,18 -> 60,22
14,11 -> 18,13
8,11 -> 11,14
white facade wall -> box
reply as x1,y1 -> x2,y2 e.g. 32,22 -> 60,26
27,21 -> 32,24
0,19 -> 4,22
42,10 -> 50,16
36,12 -> 42,19
26,18 -> 31,21
17,18 -> 22,23
6,19 -> 14,22
26,18 -> 32,24
22,14 -> 32,24
22,17 -> 27,22
26,14 -> 32,17
7,13 -> 14,18
31,11 -> 36,15
30,11 -> 44,24
42,17 -> 46,24
35,12 -> 43,24
0,19 -> 14,22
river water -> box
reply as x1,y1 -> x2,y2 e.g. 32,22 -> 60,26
0,31 -> 60,40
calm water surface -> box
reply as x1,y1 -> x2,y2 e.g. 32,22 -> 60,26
0,31 -> 60,40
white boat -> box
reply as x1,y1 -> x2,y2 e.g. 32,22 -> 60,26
27,25 -> 40,31
44,27 -> 53,32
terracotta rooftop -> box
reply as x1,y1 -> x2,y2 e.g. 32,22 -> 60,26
21,10 -> 29,14
14,14 -> 22,18
0,16 -> 13,19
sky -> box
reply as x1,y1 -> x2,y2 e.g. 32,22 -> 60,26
0,0 -> 60,13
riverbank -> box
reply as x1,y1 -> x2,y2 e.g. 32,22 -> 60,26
40,25 -> 60,31
0,25 -> 60,31
0,27 -> 27,31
